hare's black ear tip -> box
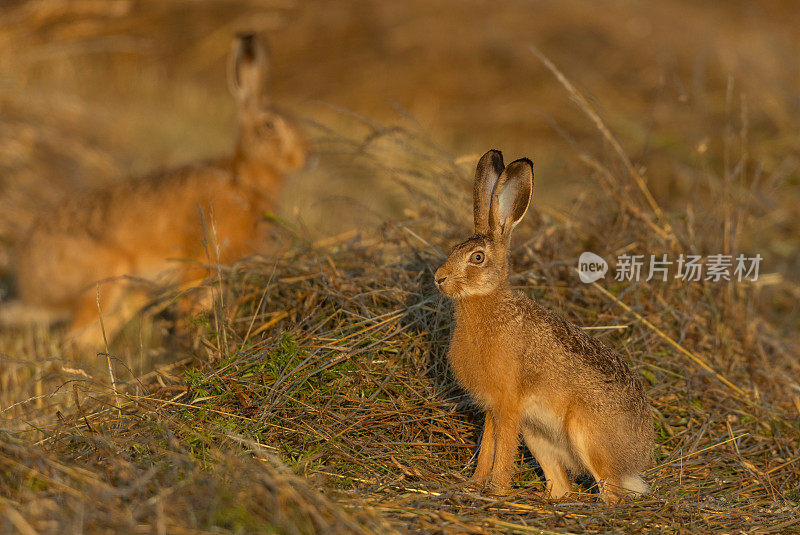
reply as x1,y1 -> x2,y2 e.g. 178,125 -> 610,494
510,157 -> 534,175
236,33 -> 258,57
236,32 -> 256,42
479,149 -> 505,171
516,157 -> 533,169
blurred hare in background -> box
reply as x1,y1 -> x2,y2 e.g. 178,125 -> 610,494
6,33 -> 307,350
434,150 -> 652,503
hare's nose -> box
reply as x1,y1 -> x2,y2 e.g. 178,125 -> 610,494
434,266 -> 448,286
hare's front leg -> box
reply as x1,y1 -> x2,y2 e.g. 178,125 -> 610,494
469,412 -> 495,488
488,406 -> 522,493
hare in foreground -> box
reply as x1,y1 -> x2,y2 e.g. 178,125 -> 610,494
10,34 -> 307,349
434,150 -> 652,503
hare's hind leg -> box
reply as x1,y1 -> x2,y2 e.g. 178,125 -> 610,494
593,475 -> 648,504
67,292 -> 117,352
567,419 -> 648,503
67,282 -> 149,353
522,428 -> 571,498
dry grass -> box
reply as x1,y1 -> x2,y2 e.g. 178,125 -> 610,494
1,1 -> 799,533
2,119 -> 799,531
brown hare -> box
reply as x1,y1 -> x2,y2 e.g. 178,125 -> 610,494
434,150 -> 652,503
8,33 -> 307,350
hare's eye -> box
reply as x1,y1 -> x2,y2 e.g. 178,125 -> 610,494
469,251 -> 485,264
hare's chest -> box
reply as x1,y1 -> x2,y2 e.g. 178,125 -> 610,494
447,323 -> 517,408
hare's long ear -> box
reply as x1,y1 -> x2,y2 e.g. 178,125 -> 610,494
489,158 -> 533,240
473,150 -> 505,234
229,33 -> 270,108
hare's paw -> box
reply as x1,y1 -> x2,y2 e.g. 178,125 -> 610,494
465,473 -> 490,491
486,481 -> 512,496
65,322 -> 109,355
599,476 -> 648,504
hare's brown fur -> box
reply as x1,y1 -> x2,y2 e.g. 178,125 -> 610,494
11,34 -> 307,349
435,150 -> 652,503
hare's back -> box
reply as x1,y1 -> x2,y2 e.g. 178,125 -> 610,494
16,225 -> 132,307
519,299 -> 646,404
538,305 -> 636,380
16,163 -> 252,305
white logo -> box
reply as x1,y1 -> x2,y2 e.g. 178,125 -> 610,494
578,252 -> 608,283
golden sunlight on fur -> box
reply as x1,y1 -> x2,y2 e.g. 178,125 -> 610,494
434,150 -> 652,504
7,34 -> 307,350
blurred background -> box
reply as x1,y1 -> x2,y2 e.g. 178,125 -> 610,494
0,0 -> 798,286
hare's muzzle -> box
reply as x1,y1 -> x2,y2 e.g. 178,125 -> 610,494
434,266 -> 449,294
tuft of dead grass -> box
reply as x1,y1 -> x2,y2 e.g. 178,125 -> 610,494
3,108 -> 800,531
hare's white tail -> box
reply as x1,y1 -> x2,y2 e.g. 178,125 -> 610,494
621,475 -> 650,496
